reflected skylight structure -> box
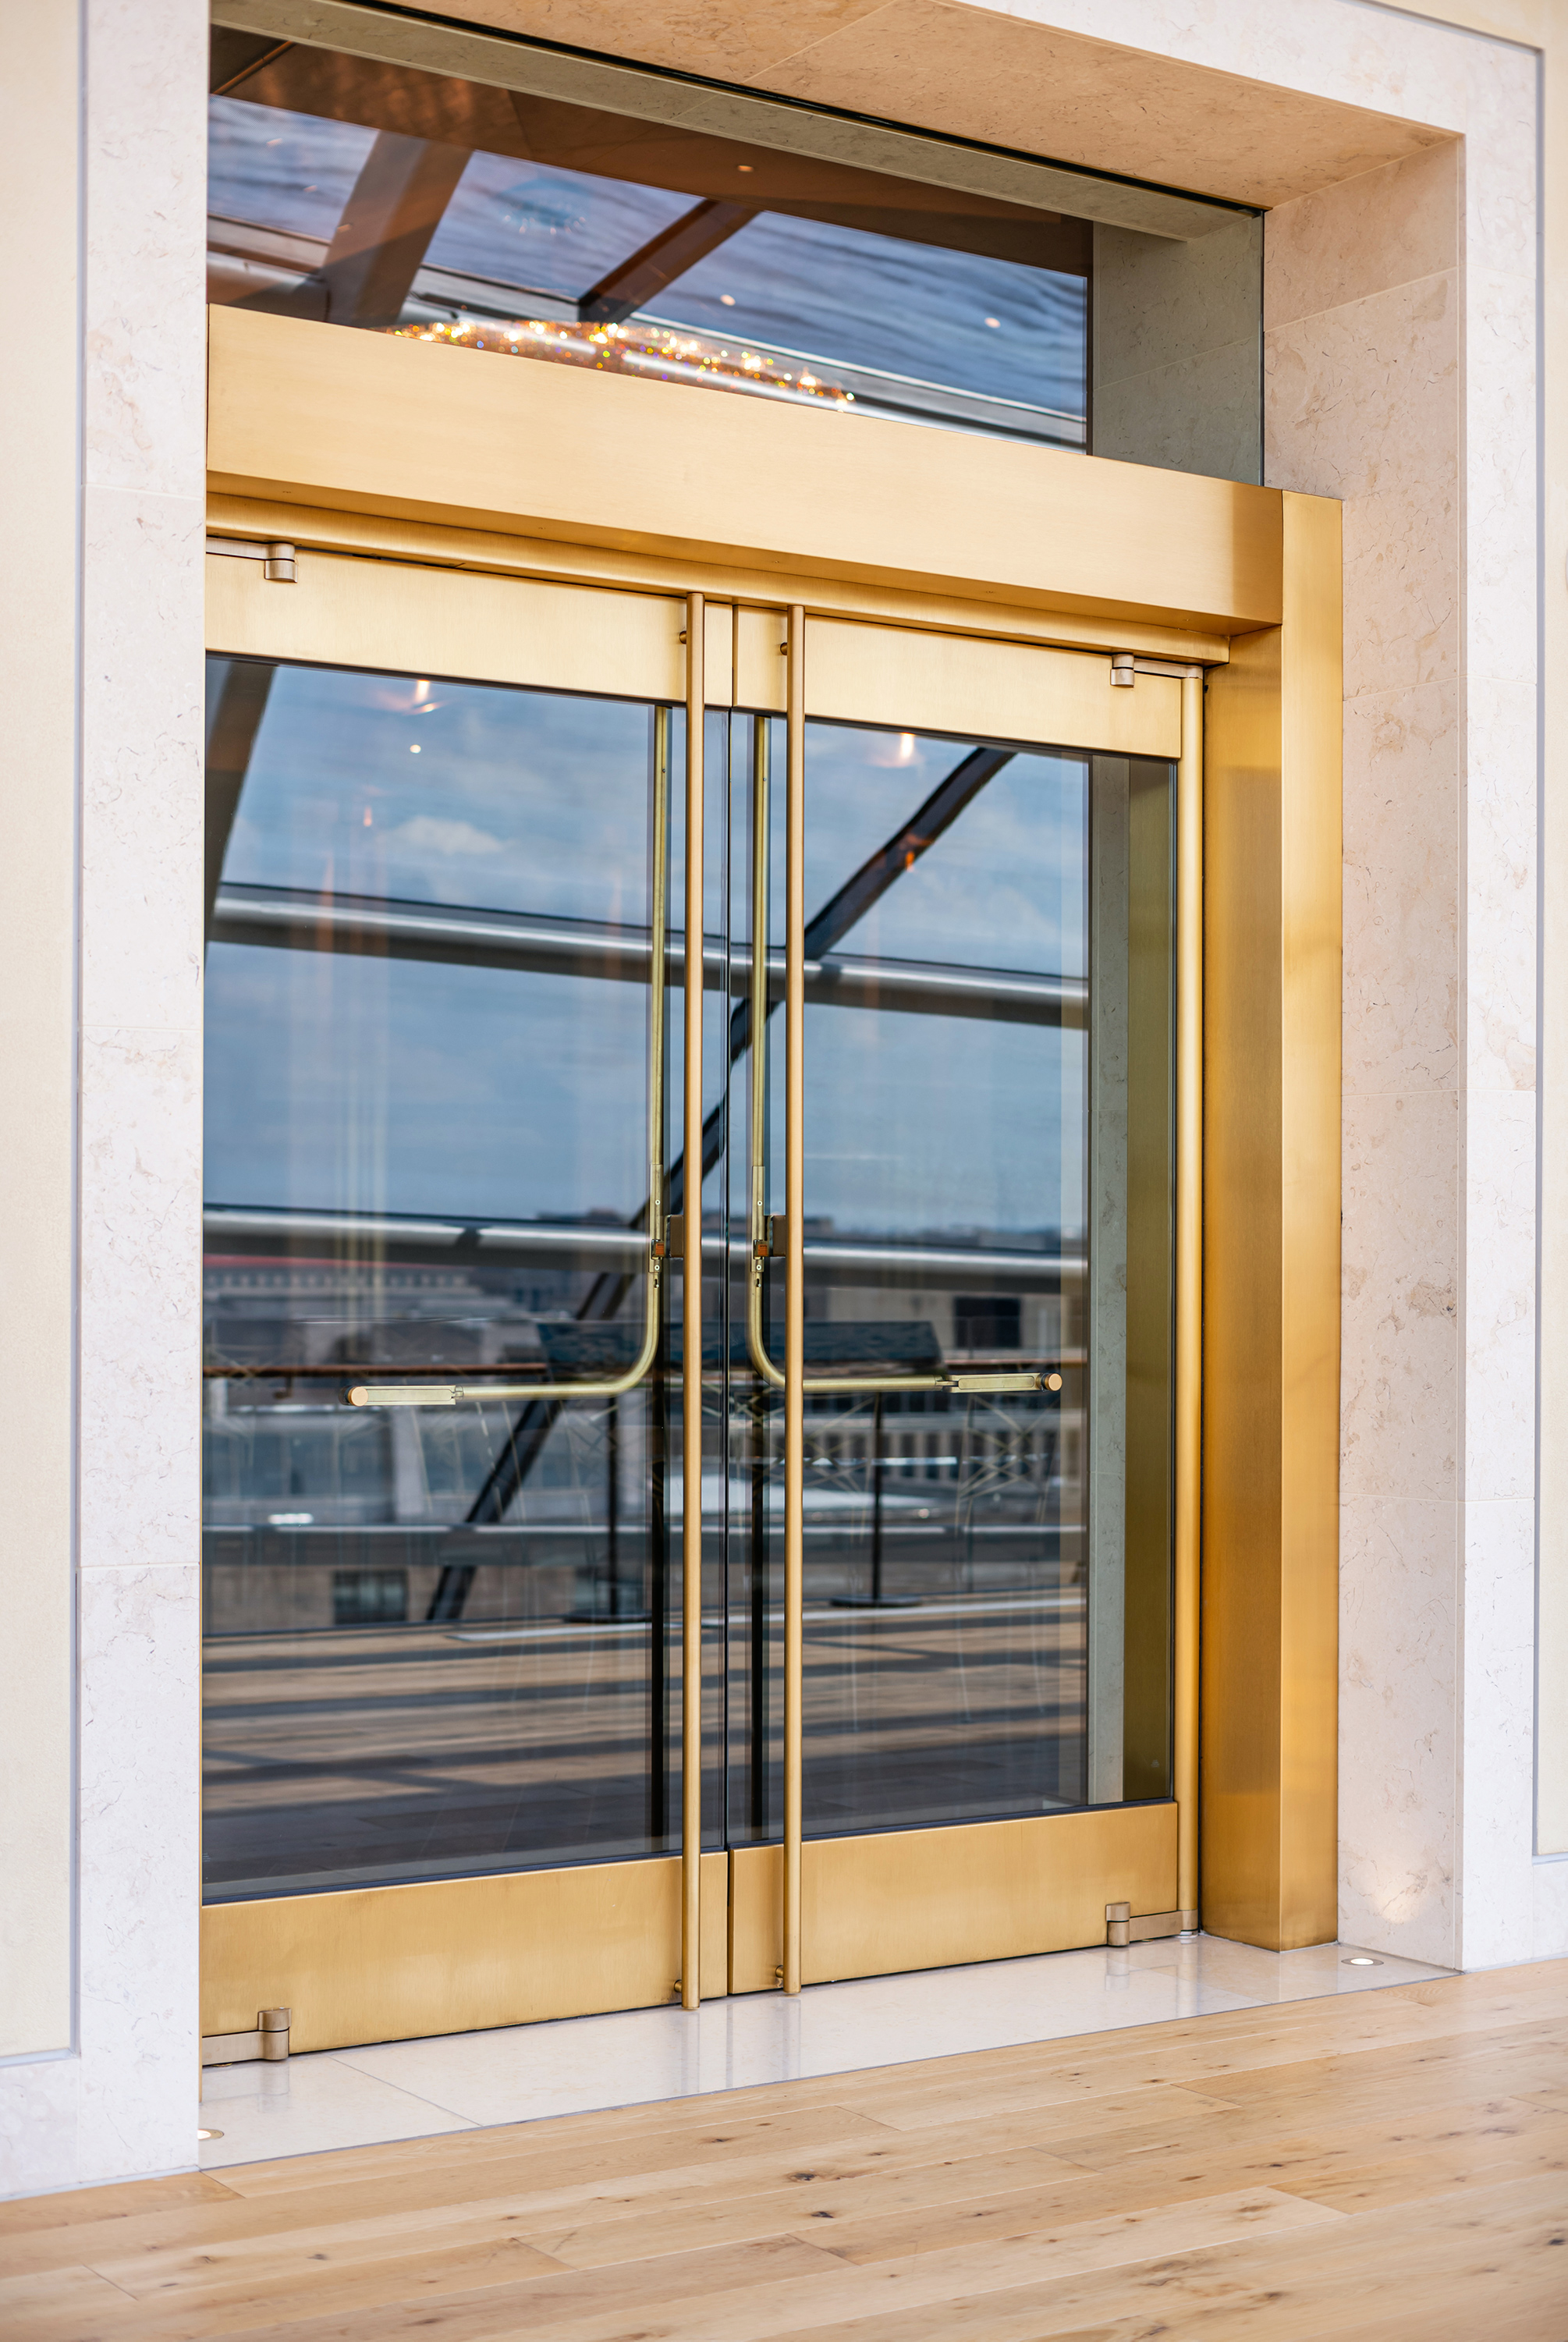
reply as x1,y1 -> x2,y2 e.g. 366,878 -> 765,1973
208,35 -> 1091,445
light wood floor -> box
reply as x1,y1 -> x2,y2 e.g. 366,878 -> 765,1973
5,1960 -> 1568,2341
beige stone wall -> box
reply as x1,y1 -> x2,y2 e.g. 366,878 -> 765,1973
0,0 -> 207,2191
1265,146 -> 1465,1962
0,0 -> 80,2068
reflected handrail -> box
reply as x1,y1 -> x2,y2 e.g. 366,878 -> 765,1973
348,705 -> 672,1411
745,711 -> 1052,1400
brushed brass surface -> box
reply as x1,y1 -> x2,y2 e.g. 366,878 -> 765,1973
1175,672 -> 1204,1918
803,618 -> 1181,757
782,604 -> 807,1999
205,541 -> 690,699
208,544 -> 1183,767
197,348 -> 1330,2016
729,1843 -> 784,1996
1122,755 -> 1176,1801
682,592 -> 705,2013
210,495 -> 1233,665
202,1852 -> 729,2053
208,307 -> 1282,632
729,1806 -> 1176,1992
801,1805 -> 1176,1982
1201,493 -> 1341,1951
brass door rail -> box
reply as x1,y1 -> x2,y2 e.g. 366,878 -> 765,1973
348,704 -> 673,1414
743,701 -> 1053,1403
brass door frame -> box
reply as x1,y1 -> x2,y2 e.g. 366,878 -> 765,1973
202,307 -> 1342,2034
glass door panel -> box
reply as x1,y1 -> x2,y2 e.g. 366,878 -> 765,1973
201,556 -> 1182,2039
721,716 -> 1174,1854
203,655 -> 690,1897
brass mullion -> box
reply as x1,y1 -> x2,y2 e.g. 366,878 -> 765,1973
681,594 -> 705,2012
782,605 -> 806,1998
1174,669 -> 1203,1921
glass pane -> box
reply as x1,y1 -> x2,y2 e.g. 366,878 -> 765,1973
203,632 -> 1176,1914
208,27 -> 1262,477
201,657 -> 691,1900
725,717 -> 1173,1842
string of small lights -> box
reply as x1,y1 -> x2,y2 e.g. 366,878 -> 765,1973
387,314 -> 855,411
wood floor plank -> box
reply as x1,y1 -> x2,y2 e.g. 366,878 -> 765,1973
0,2175 -> 238,2236
0,2262 -> 139,2342
132,2188 -> 1332,2342
56,2238 -> 852,2342
2,1966 -> 1565,2340
521,2143 -> 1084,2268
754,2170 -> 1568,2342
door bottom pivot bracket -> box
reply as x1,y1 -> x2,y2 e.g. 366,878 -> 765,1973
1105,1903 -> 1199,1946
200,2007 -> 291,2067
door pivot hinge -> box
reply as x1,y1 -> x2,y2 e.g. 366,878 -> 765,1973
200,2007 -> 292,2067
1105,1903 -> 1198,1946
205,536 -> 297,581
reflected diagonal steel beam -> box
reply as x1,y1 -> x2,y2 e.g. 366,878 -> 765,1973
431,739 -> 1012,1618
205,658 -> 275,938
725,740 -> 1015,1066
579,199 -> 754,325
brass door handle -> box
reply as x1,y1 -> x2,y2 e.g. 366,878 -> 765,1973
348,702 -> 675,1412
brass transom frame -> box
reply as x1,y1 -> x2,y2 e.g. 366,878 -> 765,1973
199,309 -> 1340,2048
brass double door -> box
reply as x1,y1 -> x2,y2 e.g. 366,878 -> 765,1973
200,548 -> 1191,2053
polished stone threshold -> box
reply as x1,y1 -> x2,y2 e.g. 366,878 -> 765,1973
197,1932 -> 1449,2170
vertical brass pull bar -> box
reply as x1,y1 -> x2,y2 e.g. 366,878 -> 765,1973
782,605 -> 806,1996
1174,668 -> 1203,1923
744,718 -> 1038,1400
681,593 -> 705,2012
349,721 -> 669,1411
747,715 -> 786,1390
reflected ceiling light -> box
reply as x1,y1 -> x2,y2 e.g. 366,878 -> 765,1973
719,293 -> 736,306
1343,1954 -> 1382,1967
410,743 -> 421,753
984,315 -> 1000,328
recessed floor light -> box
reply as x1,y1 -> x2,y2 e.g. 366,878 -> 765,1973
197,2127 -> 223,2141
1343,1955 -> 1382,1967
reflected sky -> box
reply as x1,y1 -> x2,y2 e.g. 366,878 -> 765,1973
427,147 -> 692,298
217,662 -> 655,926
794,722 -> 1087,976
656,215 -> 1084,410
207,666 -> 1087,1240
205,947 -> 648,1225
209,97 -> 372,240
